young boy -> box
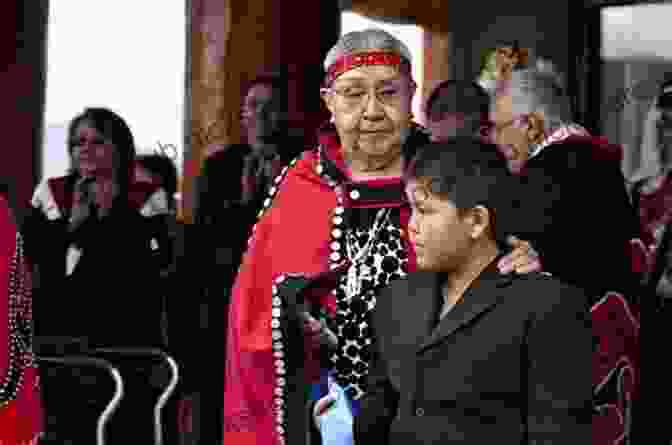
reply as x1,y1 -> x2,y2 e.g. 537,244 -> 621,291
354,137 -> 592,444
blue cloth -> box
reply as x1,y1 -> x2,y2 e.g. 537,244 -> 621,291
315,373 -> 358,445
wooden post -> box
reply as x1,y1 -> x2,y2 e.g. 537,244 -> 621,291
184,0 -> 335,223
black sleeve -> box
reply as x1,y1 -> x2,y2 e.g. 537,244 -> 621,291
85,210 -> 165,349
194,151 -> 252,302
21,205 -> 68,270
540,156 -> 637,298
526,281 -> 593,445
353,303 -> 399,445
585,161 -> 638,289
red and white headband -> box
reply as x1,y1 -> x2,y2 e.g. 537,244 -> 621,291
323,50 -> 412,87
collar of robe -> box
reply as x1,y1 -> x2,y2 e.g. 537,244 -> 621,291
315,122 -> 431,208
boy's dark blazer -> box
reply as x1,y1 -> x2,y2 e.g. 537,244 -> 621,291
354,259 -> 593,445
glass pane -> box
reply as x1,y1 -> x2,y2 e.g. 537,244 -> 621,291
601,4 -> 672,180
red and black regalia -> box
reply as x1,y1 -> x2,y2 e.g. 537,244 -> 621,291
222,122 -> 430,445
0,195 -> 43,444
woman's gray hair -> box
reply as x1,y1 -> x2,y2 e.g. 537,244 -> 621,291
323,28 -> 413,71
504,59 -> 572,133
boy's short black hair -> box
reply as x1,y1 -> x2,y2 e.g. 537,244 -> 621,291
405,137 -> 518,245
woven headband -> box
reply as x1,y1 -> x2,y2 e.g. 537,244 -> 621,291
324,51 -> 411,87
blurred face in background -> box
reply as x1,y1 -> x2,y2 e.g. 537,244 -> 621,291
242,83 -> 285,147
490,90 -> 534,173
135,163 -> 156,184
70,120 -> 118,179
427,109 -> 467,142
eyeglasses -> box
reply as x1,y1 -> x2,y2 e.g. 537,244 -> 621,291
324,80 -> 410,109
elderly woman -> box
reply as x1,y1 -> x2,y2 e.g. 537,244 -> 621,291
222,29 -> 540,445
0,195 -> 42,444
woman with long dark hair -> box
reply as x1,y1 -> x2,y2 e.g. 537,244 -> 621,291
23,107 -> 170,443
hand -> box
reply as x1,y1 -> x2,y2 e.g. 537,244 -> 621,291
302,313 -> 323,350
498,235 -> 542,274
301,310 -> 338,350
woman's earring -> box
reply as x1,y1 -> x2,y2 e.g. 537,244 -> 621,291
330,114 -> 335,124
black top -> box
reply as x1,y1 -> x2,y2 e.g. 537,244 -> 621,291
24,203 -> 165,350
194,144 -> 276,300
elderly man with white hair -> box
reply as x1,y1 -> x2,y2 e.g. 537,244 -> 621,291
489,60 -> 638,298
490,61 -> 642,445
221,28 -> 541,445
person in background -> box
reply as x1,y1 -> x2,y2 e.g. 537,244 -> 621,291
490,61 -> 641,445
222,28 -> 541,445
135,153 -> 180,281
424,79 -> 491,142
136,153 -> 178,212
490,61 -> 637,297
354,137 -> 592,445
192,70 -> 306,445
25,107 -> 169,346
630,78 -> 672,304
136,152 -> 187,445
629,78 -> 672,445
195,71 -> 303,305
23,107 -> 168,443
0,193 -> 43,444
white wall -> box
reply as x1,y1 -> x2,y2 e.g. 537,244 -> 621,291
42,1 -> 186,181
